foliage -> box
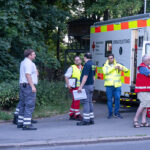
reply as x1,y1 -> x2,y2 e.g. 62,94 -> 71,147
0,0 -> 71,82
0,111 -> 13,120
0,80 -> 70,110
0,80 -> 19,109
81,0 -> 144,20
36,80 -> 70,106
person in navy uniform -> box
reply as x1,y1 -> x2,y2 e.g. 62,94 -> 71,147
77,53 -> 96,126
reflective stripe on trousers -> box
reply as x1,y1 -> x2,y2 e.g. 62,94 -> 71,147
81,85 -> 94,122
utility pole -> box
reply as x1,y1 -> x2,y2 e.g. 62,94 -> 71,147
144,0 -> 147,14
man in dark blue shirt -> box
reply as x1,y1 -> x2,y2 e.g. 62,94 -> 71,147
77,53 -> 95,126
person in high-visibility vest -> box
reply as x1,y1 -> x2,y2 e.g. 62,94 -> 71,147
65,56 -> 83,121
134,55 -> 150,128
102,53 -> 128,119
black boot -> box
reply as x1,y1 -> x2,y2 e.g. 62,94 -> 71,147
31,119 -> 38,124
17,124 -> 23,128
90,120 -> 95,125
13,114 -> 18,125
75,115 -> 83,121
22,125 -> 37,130
69,115 -> 75,120
77,121 -> 90,126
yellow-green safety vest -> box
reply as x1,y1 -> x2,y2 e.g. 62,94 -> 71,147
71,65 -> 82,87
102,59 -> 128,88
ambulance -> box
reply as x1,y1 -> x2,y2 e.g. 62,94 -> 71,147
90,13 -> 150,102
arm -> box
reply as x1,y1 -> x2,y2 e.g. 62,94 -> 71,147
102,65 -> 115,75
93,76 -> 95,81
26,74 -> 36,92
65,77 -> 71,89
117,64 -> 128,73
78,63 -> 90,92
78,75 -> 88,92
36,69 -> 39,76
64,67 -> 72,89
139,67 -> 150,76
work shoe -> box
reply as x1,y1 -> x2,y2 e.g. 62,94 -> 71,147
69,115 -> 75,120
31,119 -> 38,124
77,121 -> 90,126
107,114 -> 113,119
13,115 -> 18,125
113,114 -> 123,119
75,115 -> 83,121
90,120 -> 95,125
17,124 -> 23,128
22,125 -> 37,130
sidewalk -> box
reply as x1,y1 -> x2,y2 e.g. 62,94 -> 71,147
0,102 -> 150,148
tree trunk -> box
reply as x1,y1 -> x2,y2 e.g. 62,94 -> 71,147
56,27 -> 60,61
104,9 -> 109,21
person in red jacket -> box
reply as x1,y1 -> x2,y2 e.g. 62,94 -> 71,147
134,55 -> 150,128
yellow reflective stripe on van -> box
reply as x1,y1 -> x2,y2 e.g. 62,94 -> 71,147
114,24 -> 121,31
91,27 -> 95,33
129,21 -> 137,29
147,19 -> 150,26
101,25 -> 107,32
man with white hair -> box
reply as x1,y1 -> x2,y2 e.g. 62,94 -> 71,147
134,54 -> 150,128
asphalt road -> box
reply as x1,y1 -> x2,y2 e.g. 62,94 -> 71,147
3,140 -> 150,150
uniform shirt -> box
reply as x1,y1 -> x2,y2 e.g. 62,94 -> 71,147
19,58 -> 38,85
80,60 -> 95,85
64,65 -> 82,78
139,66 -> 150,76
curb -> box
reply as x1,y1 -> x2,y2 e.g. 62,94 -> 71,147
1,136 -> 150,148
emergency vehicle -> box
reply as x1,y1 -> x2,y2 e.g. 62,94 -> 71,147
90,13 -> 150,104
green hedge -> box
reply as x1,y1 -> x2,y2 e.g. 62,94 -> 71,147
0,81 -> 19,109
36,80 -> 70,106
0,80 -> 70,109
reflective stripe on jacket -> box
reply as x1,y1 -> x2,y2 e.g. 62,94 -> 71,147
135,63 -> 150,93
102,59 -> 128,88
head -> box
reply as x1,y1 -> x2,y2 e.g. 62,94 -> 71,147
84,53 -> 92,63
108,53 -> 114,64
24,49 -> 36,61
142,55 -> 150,66
74,56 -> 82,66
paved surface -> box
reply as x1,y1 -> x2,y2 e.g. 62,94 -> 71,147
1,102 -> 150,148
4,140 -> 150,150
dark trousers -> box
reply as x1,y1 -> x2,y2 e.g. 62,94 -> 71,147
18,84 -> 36,126
80,85 -> 94,122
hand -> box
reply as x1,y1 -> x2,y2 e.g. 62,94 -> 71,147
115,66 -> 119,69
36,69 -> 39,76
119,67 -> 123,71
32,86 -> 36,93
78,86 -> 82,93
67,85 -> 72,89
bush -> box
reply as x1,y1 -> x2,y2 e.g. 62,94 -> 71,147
0,80 -> 19,109
36,80 -> 70,106
0,80 -> 70,110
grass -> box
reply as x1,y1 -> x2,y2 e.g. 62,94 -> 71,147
0,110 -> 13,121
0,101 -> 71,121
33,102 -> 71,118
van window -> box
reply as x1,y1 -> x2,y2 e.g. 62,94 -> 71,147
138,36 -> 143,47
105,41 -> 112,57
145,44 -> 150,55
